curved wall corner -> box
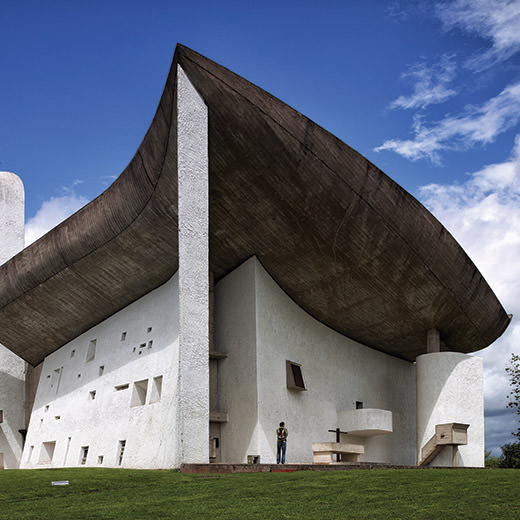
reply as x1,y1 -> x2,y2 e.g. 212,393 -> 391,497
416,352 -> 484,467
0,171 -> 25,264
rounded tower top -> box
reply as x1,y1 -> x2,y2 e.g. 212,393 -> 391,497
0,171 -> 25,264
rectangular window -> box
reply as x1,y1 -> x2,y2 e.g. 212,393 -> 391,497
114,384 -> 129,391
356,401 -> 363,409
118,440 -> 126,466
149,376 -> 163,404
98,455 -> 104,465
80,446 -> 89,465
131,379 -> 148,407
39,441 -> 56,464
121,331 -> 127,341
50,368 -> 63,393
286,360 -> 306,391
89,391 -> 96,400
0,410 -> 3,423
86,339 -> 97,362
99,365 -> 104,376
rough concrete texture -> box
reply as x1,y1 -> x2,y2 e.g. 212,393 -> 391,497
176,65 -> 209,465
416,352 -> 484,467
21,274 -> 180,469
0,46 -> 510,366
216,257 -> 417,465
0,171 -> 26,468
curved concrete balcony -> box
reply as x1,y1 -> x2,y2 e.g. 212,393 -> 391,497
337,409 -> 393,436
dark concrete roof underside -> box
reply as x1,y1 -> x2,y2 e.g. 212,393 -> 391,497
0,45 -> 510,365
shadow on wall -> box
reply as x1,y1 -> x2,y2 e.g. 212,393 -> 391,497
31,275 -> 179,417
0,428 -> 19,469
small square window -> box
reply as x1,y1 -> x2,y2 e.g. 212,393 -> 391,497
286,360 -> 306,391
356,401 -> 363,410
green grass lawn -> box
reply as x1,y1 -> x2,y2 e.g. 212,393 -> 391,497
0,468 -> 518,519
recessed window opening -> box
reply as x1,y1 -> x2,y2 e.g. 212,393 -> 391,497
28,445 -> 34,461
45,405 -> 49,412
133,347 -> 136,352
114,384 -> 129,391
356,401 -> 363,410
77,374 -> 81,378
55,416 -> 60,420
139,343 -> 146,349
86,339 -> 97,362
89,391 -> 96,400
149,376 -> 163,404
131,379 -> 148,407
99,365 -> 104,376
147,327 -> 152,333
286,360 -> 306,391
0,410 -> 3,423
98,455 -> 104,465
70,349 -> 76,358
80,446 -> 89,465
39,441 -> 56,464
51,368 -> 62,393
121,331 -> 127,341
118,440 -> 126,466
148,340 -> 153,349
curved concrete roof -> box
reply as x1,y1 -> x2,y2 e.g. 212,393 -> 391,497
0,45 -> 510,365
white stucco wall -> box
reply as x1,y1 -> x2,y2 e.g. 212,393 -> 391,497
416,352 -> 484,467
21,273 -> 180,469
176,65 -> 209,465
0,171 -> 24,263
215,257 -> 417,465
0,171 -> 26,469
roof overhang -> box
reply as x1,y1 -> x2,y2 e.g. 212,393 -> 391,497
0,45 -> 511,365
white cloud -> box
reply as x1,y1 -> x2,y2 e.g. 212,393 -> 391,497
376,80 -> 520,162
389,55 -> 457,110
418,135 -> 520,452
436,0 -> 520,71
25,193 -> 89,246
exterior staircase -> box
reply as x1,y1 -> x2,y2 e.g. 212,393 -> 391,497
418,423 -> 469,467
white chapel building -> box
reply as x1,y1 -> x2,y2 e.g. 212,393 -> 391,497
0,46 -> 511,470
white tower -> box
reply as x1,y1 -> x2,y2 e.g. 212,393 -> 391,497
0,171 -> 26,469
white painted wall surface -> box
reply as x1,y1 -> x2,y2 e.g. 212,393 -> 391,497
176,65 -> 209,465
0,171 -> 24,263
215,257 -> 417,465
0,171 -> 26,469
416,352 -> 484,467
215,258 -> 259,462
21,274 -> 180,469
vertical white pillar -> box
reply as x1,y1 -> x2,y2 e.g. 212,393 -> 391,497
176,66 -> 209,465
0,171 -> 26,469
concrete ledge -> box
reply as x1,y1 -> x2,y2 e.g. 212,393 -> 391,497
179,463 -> 486,473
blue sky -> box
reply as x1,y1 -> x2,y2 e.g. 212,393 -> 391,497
1,0 -> 519,454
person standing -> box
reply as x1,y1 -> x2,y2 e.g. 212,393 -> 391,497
276,421 -> 288,464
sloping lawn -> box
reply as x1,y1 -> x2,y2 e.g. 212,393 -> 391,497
0,468 -> 518,519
